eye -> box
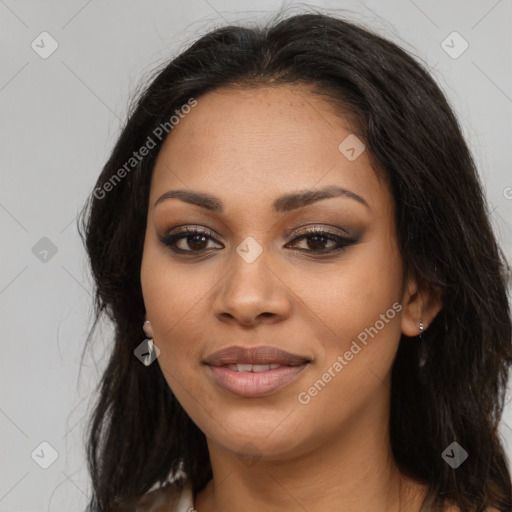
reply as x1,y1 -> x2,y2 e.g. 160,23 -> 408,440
286,226 -> 357,254
158,226 -> 222,253
158,225 -> 357,255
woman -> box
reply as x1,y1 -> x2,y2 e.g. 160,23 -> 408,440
79,11 -> 512,512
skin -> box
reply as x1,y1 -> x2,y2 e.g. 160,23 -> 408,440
140,85 -> 444,511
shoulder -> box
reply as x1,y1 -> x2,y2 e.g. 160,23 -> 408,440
132,479 -> 194,512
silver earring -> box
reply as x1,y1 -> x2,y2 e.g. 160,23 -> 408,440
418,321 -> 427,368
142,321 -> 155,366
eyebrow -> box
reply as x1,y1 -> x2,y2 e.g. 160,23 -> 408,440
154,185 -> 370,212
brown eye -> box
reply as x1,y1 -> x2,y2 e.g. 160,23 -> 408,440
159,227 -> 223,254
286,227 -> 357,254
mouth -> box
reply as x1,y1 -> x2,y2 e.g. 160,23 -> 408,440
224,363 -> 291,372
203,345 -> 312,398
203,345 -> 311,367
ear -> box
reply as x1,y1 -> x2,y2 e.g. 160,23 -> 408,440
143,317 -> 154,339
400,272 -> 443,336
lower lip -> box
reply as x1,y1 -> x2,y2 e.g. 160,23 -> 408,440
206,364 -> 310,398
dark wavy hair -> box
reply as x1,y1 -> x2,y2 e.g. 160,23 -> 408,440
78,10 -> 512,512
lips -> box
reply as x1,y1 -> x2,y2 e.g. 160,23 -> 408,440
225,363 -> 282,372
203,345 -> 311,398
203,345 -> 310,367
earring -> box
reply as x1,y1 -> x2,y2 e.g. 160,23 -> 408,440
141,320 -> 155,366
418,321 -> 427,368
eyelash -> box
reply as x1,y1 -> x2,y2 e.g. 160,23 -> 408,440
158,225 -> 357,256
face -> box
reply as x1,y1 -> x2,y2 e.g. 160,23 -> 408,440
140,85 -> 414,462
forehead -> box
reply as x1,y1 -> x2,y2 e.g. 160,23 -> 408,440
149,85 -> 391,215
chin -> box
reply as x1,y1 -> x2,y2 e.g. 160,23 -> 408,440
205,416 -> 312,461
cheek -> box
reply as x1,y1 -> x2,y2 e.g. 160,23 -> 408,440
300,237 -> 404,394
140,246 -> 218,378
302,238 -> 402,341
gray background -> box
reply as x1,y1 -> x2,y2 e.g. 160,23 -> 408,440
0,0 -> 511,510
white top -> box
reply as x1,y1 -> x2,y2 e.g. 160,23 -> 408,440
132,479 -> 194,511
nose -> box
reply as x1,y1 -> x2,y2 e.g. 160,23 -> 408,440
211,246 -> 292,327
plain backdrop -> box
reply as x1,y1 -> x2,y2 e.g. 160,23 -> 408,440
0,1 -> 511,510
